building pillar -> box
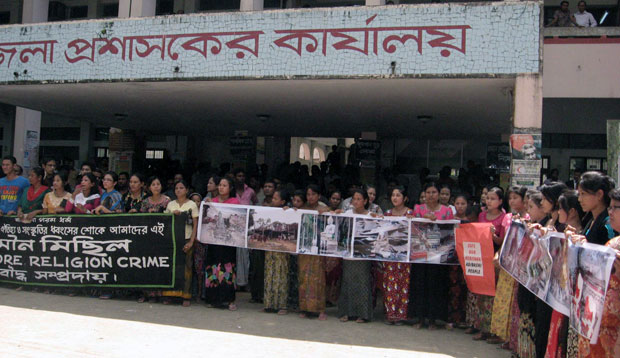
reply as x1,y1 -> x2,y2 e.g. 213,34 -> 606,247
12,1 -> 48,173
510,74 -> 543,188
79,121 -> 95,164
22,0 -> 49,24
13,108 -> 41,174
365,0 -> 386,5
240,0 -> 264,11
607,120 -> 620,183
118,0 -> 156,18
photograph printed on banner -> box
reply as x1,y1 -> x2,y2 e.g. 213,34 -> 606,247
199,203 -> 248,247
352,217 -> 409,261
299,213 -> 353,257
569,243 -> 616,344
523,232 -> 552,298
409,220 -> 456,263
499,220 -> 527,276
545,233 -> 572,315
247,207 -> 299,253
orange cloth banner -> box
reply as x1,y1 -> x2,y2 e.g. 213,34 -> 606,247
455,222 -> 496,296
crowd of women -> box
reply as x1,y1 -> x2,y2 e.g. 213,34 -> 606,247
4,155 -> 620,358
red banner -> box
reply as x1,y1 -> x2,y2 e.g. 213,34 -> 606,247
455,223 -> 496,296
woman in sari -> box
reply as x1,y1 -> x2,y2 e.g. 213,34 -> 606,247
17,167 -> 50,222
338,189 -> 374,323
204,177 -> 240,311
298,184 -> 329,320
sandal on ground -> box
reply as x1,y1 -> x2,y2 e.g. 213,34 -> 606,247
464,327 -> 478,334
318,312 -> 327,321
99,294 -> 113,300
473,332 -> 489,341
162,298 -> 172,305
228,303 -> 237,311
445,323 -> 454,330
298,313 -> 307,318
277,309 -> 288,315
428,323 -> 438,331
182,300 -> 191,307
137,296 -> 146,303
339,316 -> 349,322
486,336 -> 504,345
355,318 -> 368,323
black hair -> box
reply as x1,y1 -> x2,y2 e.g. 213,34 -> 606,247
454,193 -> 470,202
118,171 -> 130,179
306,184 -> 321,195
263,178 -> 276,186
2,155 -> 16,164
233,168 -> 245,176
80,162 -> 94,171
219,177 -> 237,198
53,170 -> 72,192
610,188 -> 620,202
423,181 -> 440,192
540,182 -> 568,211
293,189 -> 307,203
506,186 -> 528,200
146,176 -> 163,190
390,185 -> 408,199
42,157 -> 56,165
579,171 -> 615,206
104,171 -> 118,183
559,190 -> 585,222
578,0 -> 586,5
81,172 -> 99,196
329,190 -> 342,199
350,188 -> 370,210
560,0 -> 569,5
130,172 -> 145,183
30,167 -> 45,179
274,188 -> 290,205
486,187 -> 505,210
528,190 -> 544,208
174,179 -> 190,198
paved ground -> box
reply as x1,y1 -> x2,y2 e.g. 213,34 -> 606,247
0,287 -> 510,358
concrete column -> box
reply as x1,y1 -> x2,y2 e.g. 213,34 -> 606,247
365,0 -> 386,5
79,121 -> 95,164
607,120 -> 620,183
87,0 -> 99,18
240,0 -> 264,11
118,0 -> 156,18
511,74 -> 543,188
22,0 -> 49,23
13,108 -> 41,174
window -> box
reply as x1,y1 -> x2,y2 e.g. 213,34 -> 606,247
146,149 -> 165,159
156,0 -> 174,15
96,147 -> 109,158
94,128 -> 110,141
199,0 -> 241,11
69,6 -> 88,19
299,143 -> 310,160
102,3 -> 119,17
313,147 -> 325,162
0,11 -> 10,25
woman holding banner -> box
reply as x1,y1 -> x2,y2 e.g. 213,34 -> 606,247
338,189 -> 374,323
42,171 -> 72,214
298,184 -> 329,321
17,167 -> 50,222
411,182 -> 453,330
263,188 -> 291,315
162,180 -> 198,307
122,173 -> 147,213
472,187 -> 505,342
65,173 -> 100,214
94,172 -> 124,215
381,186 -> 413,325
203,177 -> 240,311
577,188 -> 620,357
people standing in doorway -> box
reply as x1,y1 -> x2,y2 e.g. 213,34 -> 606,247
0,156 -> 30,216
548,1 -> 579,27
566,168 -> 583,190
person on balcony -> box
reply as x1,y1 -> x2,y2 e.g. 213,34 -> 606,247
574,1 -> 597,27
548,1 -> 579,27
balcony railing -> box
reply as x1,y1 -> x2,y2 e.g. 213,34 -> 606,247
544,26 -> 620,39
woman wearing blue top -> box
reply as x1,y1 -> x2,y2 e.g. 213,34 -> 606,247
94,171 -> 124,215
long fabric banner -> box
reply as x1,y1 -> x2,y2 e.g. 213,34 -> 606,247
499,220 -> 616,344
0,214 -> 186,289
455,223 -> 496,296
198,202 -> 459,264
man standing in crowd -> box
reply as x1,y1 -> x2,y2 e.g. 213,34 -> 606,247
574,1 -> 597,27
117,172 -> 129,196
164,173 -> 183,200
566,168 -> 583,189
0,156 -> 29,216
260,179 -> 276,206
42,158 -> 57,187
548,1 -> 579,27
234,168 -> 257,205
